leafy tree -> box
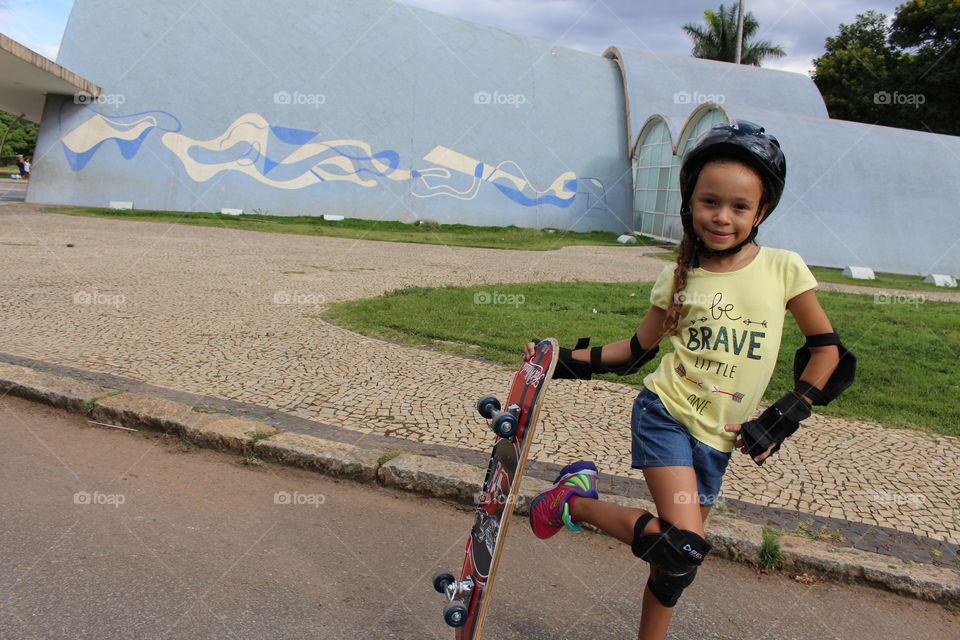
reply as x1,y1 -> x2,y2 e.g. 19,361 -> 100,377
890,0 -> 960,135
891,0 -> 960,48
0,110 -> 39,161
813,2 -> 960,136
682,3 -> 786,66
812,11 -> 906,126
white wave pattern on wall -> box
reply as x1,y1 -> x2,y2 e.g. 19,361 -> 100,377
61,110 -> 596,209
160,113 -> 412,188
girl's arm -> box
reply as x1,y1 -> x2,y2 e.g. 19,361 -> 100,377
727,288 -> 842,465
567,305 -> 667,367
786,289 -> 840,402
523,305 -> 667,370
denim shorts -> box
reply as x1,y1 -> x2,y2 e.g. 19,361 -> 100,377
630,387 -> 731,506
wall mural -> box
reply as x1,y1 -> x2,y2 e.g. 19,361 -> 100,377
60,108 -> 608,211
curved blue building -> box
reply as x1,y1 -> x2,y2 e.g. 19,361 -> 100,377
25,0 -> 960,275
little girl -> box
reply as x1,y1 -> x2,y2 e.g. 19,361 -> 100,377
526,121 -> 855,640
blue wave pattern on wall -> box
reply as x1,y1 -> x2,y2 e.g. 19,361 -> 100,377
60,108 -> 182,171
59,109 -> 605,210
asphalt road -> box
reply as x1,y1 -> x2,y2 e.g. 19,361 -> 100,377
1,394 -> 956,640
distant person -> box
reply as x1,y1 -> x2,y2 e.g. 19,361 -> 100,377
15,155 -> 25,178
22,157 -> 30,180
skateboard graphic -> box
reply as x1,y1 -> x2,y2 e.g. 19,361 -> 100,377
433,338 -> 558,638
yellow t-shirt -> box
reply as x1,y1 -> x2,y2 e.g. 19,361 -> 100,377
643,247 -> 817,452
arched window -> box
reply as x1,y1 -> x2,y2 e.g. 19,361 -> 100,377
633,120 -> 680,240
678,108 -> 727,156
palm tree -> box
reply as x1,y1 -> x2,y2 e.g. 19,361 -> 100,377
682,4 -> 786,66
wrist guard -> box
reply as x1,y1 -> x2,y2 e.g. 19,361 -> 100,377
590,334 -> 659,376
740,392 -> 811,466
553,337 -> 592,380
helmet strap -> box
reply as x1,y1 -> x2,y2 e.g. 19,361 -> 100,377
697,226 -> 758,259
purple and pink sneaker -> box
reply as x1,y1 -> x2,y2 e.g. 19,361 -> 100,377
529,461 -> 599,539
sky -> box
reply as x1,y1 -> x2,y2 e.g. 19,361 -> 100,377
0,0 -> 906,76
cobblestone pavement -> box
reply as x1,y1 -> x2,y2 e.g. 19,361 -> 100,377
2,203 -> 958,546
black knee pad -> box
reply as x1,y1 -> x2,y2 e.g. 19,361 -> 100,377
631,514 -> 711,607
647,566 -> 698,608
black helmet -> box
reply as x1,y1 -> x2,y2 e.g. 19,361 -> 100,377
679,120 -> 787,259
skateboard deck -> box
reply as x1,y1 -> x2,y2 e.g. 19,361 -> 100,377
433,338 -> 558,639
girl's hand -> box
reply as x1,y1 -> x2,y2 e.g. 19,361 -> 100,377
523,341 -> 538,361
724,423 -> 777,464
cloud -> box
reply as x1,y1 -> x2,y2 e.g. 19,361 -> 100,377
399,0 -> 905,74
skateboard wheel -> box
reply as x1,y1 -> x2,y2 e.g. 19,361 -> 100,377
477,396 -> 500,419
433,572 -> 455,594
491,412 -> 518,438
444,603 -> 468,627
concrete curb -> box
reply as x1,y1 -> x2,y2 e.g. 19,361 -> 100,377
2,361 -> 957,606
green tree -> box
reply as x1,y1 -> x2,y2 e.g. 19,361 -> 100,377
682,3 -> 786,66
812,2 -> 960,136
812,11 -> 906,127
0,110 -> 39,161
890,0 -> 960,135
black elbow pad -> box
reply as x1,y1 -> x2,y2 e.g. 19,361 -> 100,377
793,332 -> 856,405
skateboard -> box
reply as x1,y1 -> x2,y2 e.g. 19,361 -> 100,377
433,338 -> 558,639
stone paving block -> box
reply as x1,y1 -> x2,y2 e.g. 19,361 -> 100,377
90,392 -> 199,435
0,362 -> 112,414
89,392 -> 276,452
704,515 -> 765,566
257,432 -> 380,482
779,535 -> 960,605
188,414 -> 276,451
378,454 -> 486,504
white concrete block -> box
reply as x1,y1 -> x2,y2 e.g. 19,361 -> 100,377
617,234 -> 638,244
108,201 -> 133,210
220,208 -> 243,215
842,266 -> 875,280
923,274 -> 957,288
323,214 -> 345,221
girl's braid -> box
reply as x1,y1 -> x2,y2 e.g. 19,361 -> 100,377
663,232 -> 696,336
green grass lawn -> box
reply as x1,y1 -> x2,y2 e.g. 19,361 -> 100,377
323,282 -> 960,436
650,252 -> 952,293
1,165 -> 19,174
42,207 -> 670,251
808,266 -> 954,293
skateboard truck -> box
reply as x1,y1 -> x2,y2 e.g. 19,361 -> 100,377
477,396 -> 519,439
433,573 -> 473,627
